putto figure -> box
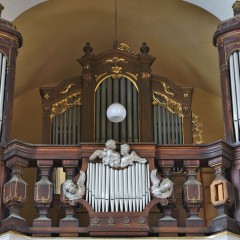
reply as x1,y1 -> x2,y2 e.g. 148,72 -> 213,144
120,144 -> 147,168
63,170 -> 86,204
150,169 -> 174,202
89,139 -> 121,167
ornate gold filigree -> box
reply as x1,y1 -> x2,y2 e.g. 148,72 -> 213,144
51,92 -> 82,119
141,72 -> 151,80
44,93 -> 50,100
112,66 -> 122,79
152,91 -> 183,117
84,64 -> 90,69
162,82 -> 175,97
126,72 -> 138,81
192,114 -> 203,144
118,42 -> 137,54
60,84 -> 75,94
184,93 -> 189,98
105,57 -> 128,64
95,72 -> 107,82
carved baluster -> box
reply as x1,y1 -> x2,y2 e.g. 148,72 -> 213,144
158,160 -> 177,237
60,160 -> 79,237
182,160 -> 204,235
209,157 -> 238,233
33,160 -> 53,236
1,157 -> 28,228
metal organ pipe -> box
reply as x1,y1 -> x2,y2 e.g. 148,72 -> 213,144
86,162 -> 151,212
229,52 -> 240,142
0,53 -> 7,136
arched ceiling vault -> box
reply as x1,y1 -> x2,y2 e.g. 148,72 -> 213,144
0,0 -> 236,98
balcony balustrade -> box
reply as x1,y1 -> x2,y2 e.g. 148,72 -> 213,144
0,140 -> 239,237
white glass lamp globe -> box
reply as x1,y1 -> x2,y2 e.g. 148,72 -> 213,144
106,103 -> 126,123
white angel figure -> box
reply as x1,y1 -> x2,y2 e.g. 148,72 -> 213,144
63,170 -> 86,204
89,139 -> 121,167
150,169 -> 174,199
120,144 -> 147,168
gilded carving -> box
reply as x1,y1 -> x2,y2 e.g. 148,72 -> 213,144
84,64 -> 90,69
152,91 -> 183,117
44,93 -> 50,99
105,56 -> 128,64
192,114 -> 203,144
50,92 -> 82,119
126,72 -> 138,81
162,82 -> 175,97
111,66 -> 122,79
118,42 -> 137,54
60,84 -> 75,94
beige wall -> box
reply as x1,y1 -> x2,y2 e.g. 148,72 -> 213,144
192,87 -> 224,143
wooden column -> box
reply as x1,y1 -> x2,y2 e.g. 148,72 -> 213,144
182,160 -> 204,235
33,160 -> 53,236
1,156 -> 28,228
213,1 -> 240,143
77,43 -> 95,142
209,156 -> 238,233
158,160 -> 177,237
0,6 -> 22,144
138,43 -> 155,142
60,159 -> 79,237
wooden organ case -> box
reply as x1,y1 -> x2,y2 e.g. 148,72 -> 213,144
39,42 -> 201,236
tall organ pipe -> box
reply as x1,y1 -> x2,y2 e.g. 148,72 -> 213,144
0,54 -> 7,135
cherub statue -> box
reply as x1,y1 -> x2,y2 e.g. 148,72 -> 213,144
63,170 -> 86,204
150,169 -> 174,200
120,144 -> 147,168
89,139 -> 121,167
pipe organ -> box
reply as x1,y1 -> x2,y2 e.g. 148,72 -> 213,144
40,42 -> 198,222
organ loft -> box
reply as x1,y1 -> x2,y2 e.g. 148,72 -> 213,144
0,0 -> 240,239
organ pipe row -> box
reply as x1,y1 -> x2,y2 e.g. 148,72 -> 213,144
153,105 -> 183,144
229,52 -> 240,142
95,77 -> 138,142
0,52 -> 7,137
51,106 -> 81,145
86,162 -> 151,212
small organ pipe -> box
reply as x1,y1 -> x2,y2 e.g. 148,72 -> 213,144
0,55 -> 6,134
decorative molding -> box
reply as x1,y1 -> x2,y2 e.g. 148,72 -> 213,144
95,72 -> 107,82
60,84 -> 75,94
118,42 -> 137,55
105,56 -> 128,64
162,82 -> 175,97
152,91 -> 183,117
50,92 -> 81,119
126,72 -> 138,81
192,113 -> 204,144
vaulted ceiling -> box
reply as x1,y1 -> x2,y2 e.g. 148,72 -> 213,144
1,0 -> 232,97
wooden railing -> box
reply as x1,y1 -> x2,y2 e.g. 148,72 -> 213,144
0,140 -> 239,237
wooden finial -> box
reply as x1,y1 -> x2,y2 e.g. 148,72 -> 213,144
233,0 -> 240,16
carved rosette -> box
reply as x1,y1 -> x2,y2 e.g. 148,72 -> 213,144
2,157 -> 28,226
